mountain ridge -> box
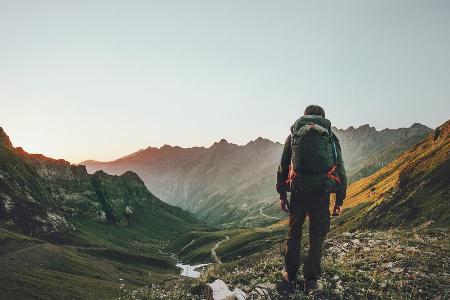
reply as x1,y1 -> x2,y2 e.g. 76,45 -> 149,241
340,119 -> 450,229
82,123 -> 432,227
0,127 -> 203,238
81,123 -> 430,165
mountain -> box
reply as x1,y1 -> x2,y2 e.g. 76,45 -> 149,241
333,123 -> 433,182
339,119 -> 450,229
0,127 -> 202,239
0,127 -> 213,299
83,137 -> 283,228
83,123 -> 431,228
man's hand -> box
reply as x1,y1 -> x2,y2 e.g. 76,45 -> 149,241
332,204 -> 342,216
280,198 -> 289,212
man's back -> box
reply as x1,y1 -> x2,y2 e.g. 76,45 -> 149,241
276,105 -> 347,293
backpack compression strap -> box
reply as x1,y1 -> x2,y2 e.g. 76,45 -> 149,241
327,165 -> 341,184
285,164 -> 297,185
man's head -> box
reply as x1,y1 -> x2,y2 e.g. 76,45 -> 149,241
304,105 -> 325,118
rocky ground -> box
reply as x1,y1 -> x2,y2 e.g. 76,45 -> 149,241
116,226 -> 449,299
199,227 -> 449,300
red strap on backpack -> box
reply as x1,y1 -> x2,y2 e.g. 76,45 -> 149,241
327,165 -> 341,184
285,164 -> 297,185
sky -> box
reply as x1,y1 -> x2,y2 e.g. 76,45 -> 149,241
1,0 -> 449,163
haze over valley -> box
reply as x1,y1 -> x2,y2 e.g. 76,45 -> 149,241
83,123 -> 432,228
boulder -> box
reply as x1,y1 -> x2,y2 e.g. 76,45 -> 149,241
204,279 -> 237,300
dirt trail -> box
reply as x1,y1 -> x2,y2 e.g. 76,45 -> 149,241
180,239 -> 196,252
259,207 -> 281,220
211,236 -> 229,264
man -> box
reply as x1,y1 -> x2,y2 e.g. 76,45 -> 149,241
276,105 -> 347,293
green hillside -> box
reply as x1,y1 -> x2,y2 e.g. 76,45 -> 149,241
0,127 -> 213,299
339,119 -> 450,230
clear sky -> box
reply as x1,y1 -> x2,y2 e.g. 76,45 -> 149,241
1,0 -> 449,163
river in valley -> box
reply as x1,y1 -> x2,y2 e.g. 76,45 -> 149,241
176,263 -> 210,278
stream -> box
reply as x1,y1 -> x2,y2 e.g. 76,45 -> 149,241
176,235 -> 229,278
176,263 -> 210,278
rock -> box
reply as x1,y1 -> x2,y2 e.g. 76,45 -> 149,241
205,279 -> 235,300
363,247 -> 371,252
234,288 -> 247,300
391,267 -> 404,274
204,280 -> 249,300
257,282 -> 277,290
382,262 -> 393,269
335,280 -> 344,293
351,239 -> 361,245
125,206 -> 134,215
255,287 -> 270,299
242,286 -> 251,293
343,232 -> 354,238
419,220 -> 434,229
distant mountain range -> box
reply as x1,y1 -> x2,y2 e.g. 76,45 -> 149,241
83,123 -> 432,227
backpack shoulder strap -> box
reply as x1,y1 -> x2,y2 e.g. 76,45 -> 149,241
330,133 -> 338,165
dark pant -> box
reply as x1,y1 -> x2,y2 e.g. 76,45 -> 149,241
285,190 -> 330,281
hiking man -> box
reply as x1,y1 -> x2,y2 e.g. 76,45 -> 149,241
276,105 -> 347,292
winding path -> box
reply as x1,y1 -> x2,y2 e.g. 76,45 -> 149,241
211,236 -> 230,264
180,239 -> 196,252
259,207 -> 282,220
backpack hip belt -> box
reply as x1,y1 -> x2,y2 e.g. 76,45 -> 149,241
286,164 -> 340,185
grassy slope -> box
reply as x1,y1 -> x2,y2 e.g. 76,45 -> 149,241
340,119 -> 450,230
0,229 -> 181,300
346,133 -> 433,183
0,130 -> 217,299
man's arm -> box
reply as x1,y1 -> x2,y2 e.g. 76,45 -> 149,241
333,134 -> 347,206
276,135 -> 292,201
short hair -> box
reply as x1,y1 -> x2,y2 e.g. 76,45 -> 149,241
304,105 -> 325,118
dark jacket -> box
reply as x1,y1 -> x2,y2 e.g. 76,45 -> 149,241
276,133 -> 347,206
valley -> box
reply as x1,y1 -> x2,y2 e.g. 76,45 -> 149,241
0,119 -> 448,299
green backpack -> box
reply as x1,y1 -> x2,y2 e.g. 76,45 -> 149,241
288,115 -> 339,193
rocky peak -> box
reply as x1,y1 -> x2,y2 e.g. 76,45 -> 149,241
355,124 -> 377,133
216,139 -> 229,146
433,119 -> 450,140
160,144 -> 173,150
245,137 -> 275,148
0,127 -> 13,148
210,139 -> 231,149
121,170 -> 145,184
410,122 -> 432,132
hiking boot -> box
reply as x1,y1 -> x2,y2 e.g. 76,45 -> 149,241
280,269 -> 295,294
304,279 -> 323,294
